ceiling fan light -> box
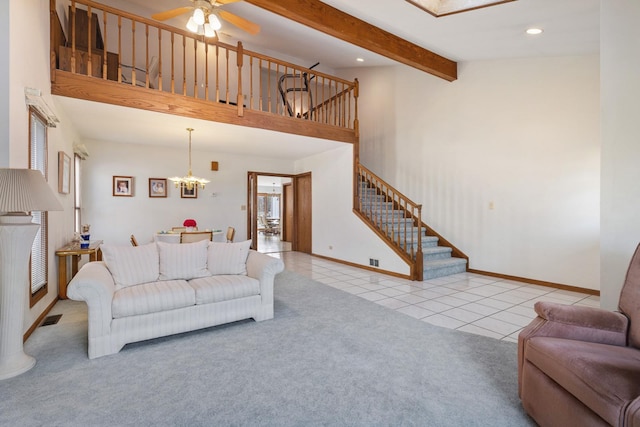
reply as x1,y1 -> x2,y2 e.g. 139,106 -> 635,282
186,16 -> 199,33
208,13 -> 222,31
204,23 -> 216,38
193,8 -> 205,25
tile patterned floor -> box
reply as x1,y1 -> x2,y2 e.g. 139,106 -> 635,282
270,251 -> 599,343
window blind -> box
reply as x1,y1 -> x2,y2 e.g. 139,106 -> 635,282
30,110 -> 48,295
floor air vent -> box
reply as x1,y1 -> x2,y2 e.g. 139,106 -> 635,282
40,314 -> 62,326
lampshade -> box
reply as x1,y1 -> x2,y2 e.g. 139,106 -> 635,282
193,8 -> 205,25
208,13 -> 222,31
204,23 -> 216,38
0,169 -> 63,213
186,16 -> 199,33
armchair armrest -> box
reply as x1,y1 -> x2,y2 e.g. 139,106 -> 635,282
67,261 -> 115,339
518,301 -> 630,397
520,301 -> 629,346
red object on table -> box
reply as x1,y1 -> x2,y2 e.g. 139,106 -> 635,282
183,219 -> 197,227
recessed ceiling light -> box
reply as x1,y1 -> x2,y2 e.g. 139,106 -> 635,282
356,58 -> 364,62
526,28 -> 543,35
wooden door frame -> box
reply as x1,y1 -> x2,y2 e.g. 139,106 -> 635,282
282,182 -> 293,242
248,171 -> 311,252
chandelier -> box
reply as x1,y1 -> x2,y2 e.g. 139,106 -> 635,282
169,128 -> 210,190
186,2 -> 222,38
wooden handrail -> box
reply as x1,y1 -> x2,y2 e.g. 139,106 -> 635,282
52,0 -> 358,131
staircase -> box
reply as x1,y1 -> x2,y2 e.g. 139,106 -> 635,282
356,165 -> 467,281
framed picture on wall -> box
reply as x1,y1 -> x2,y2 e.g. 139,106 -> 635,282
58,151 -> 71,194
180,184 -> 197,199
113,176 -> 133,196
149,178 -> 167,198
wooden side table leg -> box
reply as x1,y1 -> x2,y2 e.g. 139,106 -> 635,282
71,255 -> 80,277
58,255 -> 68,299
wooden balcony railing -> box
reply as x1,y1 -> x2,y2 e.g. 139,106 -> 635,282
355,164 -> 423,280
50,0 -> 358,132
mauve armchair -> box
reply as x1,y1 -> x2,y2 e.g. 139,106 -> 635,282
518,244 -> 640,426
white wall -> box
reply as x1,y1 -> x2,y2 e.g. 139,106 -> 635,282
342,55 -> 601,290
600,0 -> 640,309
81,139 -> 295,246
7,0 -> 78,332
296,145 -> 410,276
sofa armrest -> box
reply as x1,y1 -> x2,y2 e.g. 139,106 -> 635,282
67,261 -> 115,338
246,250 -> 285,303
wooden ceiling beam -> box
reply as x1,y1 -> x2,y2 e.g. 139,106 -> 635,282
244,0 -> 457,82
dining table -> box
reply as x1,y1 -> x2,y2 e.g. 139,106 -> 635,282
154,229 -> 224,243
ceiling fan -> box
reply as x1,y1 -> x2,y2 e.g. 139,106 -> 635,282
151,0 -> 260,37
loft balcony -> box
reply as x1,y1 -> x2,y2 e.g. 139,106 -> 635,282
49,0 -> 359,144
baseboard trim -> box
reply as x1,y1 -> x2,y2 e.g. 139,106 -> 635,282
467,269 -> 600,296
24,297 -> 59,342
307,254 -> 600,296
311,253 -> 412,280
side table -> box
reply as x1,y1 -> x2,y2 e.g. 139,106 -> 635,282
55,240 -> 103,299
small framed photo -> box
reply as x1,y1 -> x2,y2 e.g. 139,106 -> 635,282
113,176 -> 133,197
58,151 -> 71,194
149,178 -> 167,198
180,184 -> 198,199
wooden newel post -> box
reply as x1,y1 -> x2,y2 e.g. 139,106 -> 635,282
70,2 -> 76,74
415,205 -> 423,281
236,41 -> 244,117
354,78 -> 359,137
50,0 -> 57,83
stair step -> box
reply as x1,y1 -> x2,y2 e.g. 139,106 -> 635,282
423,257 -> 467,280
373,217 -> 413,225
360,203 -> 396,210
423,246 -> 453,261
359,188 -> 381,195
359,193 -> 386,200
395,235 -> 439,250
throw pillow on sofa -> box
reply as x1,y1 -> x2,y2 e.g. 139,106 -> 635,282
207,240 -> 252,275
157,240 -> 211,280
101,242 -> 160,290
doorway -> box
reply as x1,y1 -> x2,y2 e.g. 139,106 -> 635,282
247,171 -> 312,254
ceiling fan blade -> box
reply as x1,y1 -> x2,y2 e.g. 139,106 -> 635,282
218,10 -> 261,35
213,0 -> 243,4
151,6 -> 193,21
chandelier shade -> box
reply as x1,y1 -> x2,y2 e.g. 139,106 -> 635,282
169,128 -> 210,191
185,7 -> 219,38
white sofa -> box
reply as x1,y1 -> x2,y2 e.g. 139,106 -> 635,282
67,239 -> 284,359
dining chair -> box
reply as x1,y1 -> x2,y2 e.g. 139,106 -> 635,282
130,234 -> 138,246
226,227 -> 235,242
171,226 -> 187,232
180,231 -> 213,243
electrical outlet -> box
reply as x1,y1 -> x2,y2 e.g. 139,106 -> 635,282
240,205 -> 246,211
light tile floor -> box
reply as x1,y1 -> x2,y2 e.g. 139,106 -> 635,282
270,251 -> 599,343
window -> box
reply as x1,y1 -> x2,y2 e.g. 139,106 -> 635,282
74,154 -> 81,232
29,107 -> 49,306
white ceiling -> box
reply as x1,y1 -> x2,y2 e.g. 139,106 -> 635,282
55,0 -> 600,156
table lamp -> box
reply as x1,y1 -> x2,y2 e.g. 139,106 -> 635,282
0,168 -> 63,380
